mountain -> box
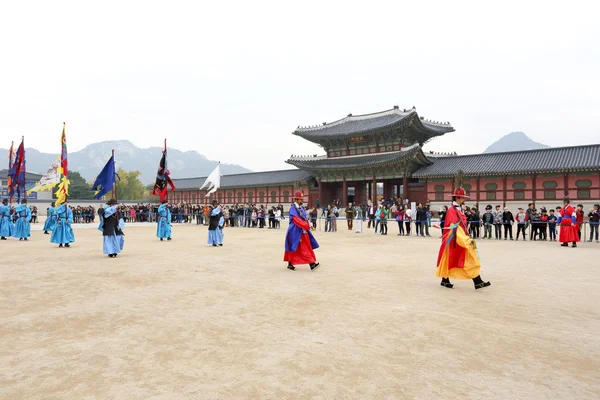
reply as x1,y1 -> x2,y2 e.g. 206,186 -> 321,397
0,140 -> 251,184
484,131 -> 550,153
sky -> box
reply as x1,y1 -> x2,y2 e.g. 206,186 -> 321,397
1,0 -> 599,172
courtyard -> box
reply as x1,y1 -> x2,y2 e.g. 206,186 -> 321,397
1,223 -> 598,399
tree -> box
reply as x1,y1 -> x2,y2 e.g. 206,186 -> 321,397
53,170 -> 94,200
115,169 -> 147,200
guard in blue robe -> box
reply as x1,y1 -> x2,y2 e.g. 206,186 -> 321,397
0,198 -> 14,240
51,202 -> 75,247
13,199 -> 32,240
157,200 -> 172,241
98,199 -> 124,258
43,202 -> 57,234
208,200 -> 224,246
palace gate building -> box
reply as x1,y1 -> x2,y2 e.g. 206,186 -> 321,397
171,106 -> 600,210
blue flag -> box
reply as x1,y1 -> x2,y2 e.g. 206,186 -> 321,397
92,153 -> 116,199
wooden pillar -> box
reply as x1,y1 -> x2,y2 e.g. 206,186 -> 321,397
531,174 -> 537,208
564,173 -> 569,197
403,176 -> 409,201
372,176 -> 378,203
503,176 -> 507,207
342,178 -> 348,205
318,179 -> 324,207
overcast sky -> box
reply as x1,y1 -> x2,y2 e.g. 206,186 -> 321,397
1,0 -> 599,172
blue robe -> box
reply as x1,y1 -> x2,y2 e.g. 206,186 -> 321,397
100,205 -> 124,255
50,204 -> 75,244
157,204 -> 172,239
13,204 -> 32,239
43,206 -> 57,232
0,204 -> 14,237
285,204 -> 319,252
207,206 -> 225,245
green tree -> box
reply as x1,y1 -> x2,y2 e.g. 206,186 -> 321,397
115,169 -> 147,200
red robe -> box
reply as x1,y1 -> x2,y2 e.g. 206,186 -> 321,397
284,216 -> 317,265
435,203 -> 480,280
559,204 -> 579,243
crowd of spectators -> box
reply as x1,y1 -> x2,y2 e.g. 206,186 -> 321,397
315,197 -> 600,243
33,199 -> 600,243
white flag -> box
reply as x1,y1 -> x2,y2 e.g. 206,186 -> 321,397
27,158 -> 61,194
199,163 -> 222,196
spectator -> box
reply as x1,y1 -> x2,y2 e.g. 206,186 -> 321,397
482,205 -> 494,239
493,205 -> 503,240
588,204 -> 600,243
502,207 -> 514,240
345,202 -> 355,230
515,207 -> 528,241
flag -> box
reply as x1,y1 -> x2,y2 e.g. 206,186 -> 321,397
27,158 -> 61,194
10,138 -> 26,202
92,152 -> 117,199
7,142 -> 15,203
199,162 -> 221,196
55,123 -> 70,205
151,140 -> 175,202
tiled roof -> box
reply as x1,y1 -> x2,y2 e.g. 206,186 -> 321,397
286,144 -> 431,170
172,169 -> 314,190
412,144 -> 600,178
293,107 -> 454,139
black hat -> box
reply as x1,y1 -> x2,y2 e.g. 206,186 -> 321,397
485,205 -> 492,210
106,199 -> 118,205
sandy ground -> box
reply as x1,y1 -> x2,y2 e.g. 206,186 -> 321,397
1,221 -> 599,400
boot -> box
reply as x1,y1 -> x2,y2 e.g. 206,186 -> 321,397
561,243 -> 568,247
473,275 -> 491,290
440,278 -> 454,289
310,262 -> 320,271
287,263 -> 295,271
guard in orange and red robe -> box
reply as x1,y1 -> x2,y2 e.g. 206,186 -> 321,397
559,197 -> 579,248
284,191 -> 320,271
436,187 -> 491,290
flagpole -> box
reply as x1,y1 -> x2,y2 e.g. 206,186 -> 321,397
112,149 -> 117,201
164,138 -> 168,203
8,141 -> 14,205
22,135 -> 26,202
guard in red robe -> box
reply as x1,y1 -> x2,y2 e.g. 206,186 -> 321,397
559,197 -> 579,247
436,187 -> 491,290
284,191 -> 320,271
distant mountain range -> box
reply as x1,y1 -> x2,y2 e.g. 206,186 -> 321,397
0,140 -> 251,184
484,131 -> 550,153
